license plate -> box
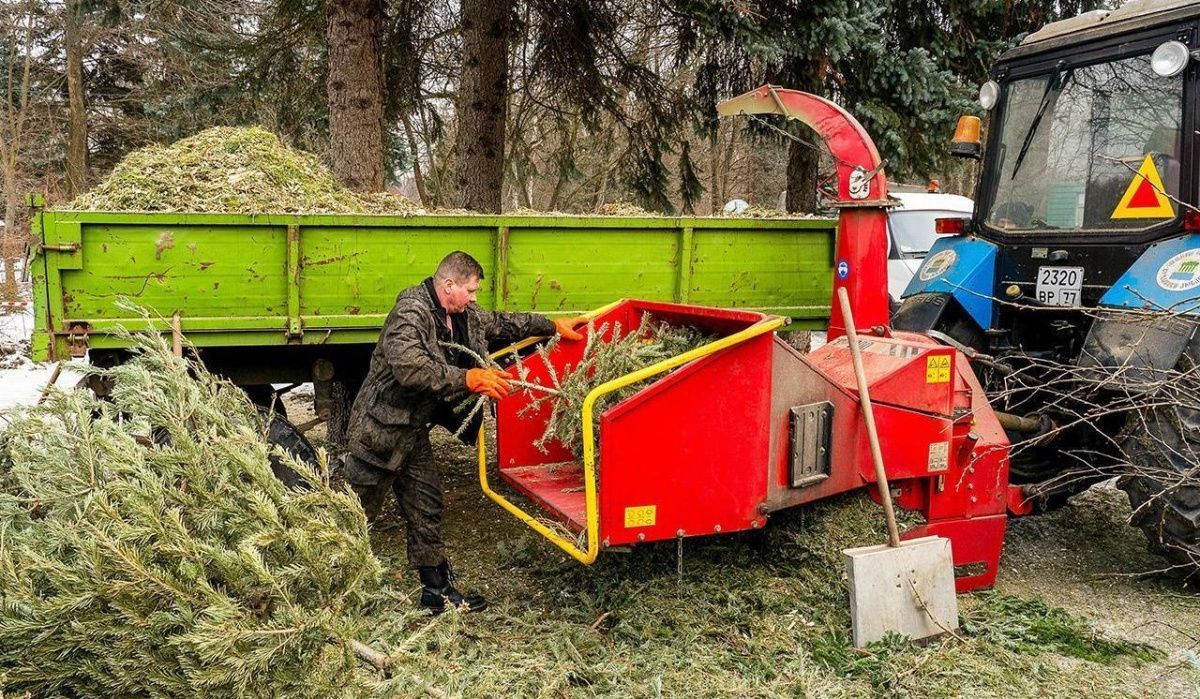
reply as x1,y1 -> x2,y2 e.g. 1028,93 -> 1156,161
1035,266 -> 1083,306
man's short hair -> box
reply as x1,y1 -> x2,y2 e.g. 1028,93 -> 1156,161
435,251 -> 485,282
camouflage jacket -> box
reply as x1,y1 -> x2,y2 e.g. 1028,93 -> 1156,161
347,278 -> 555,468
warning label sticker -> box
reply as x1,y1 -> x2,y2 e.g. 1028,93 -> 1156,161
624,505 -> 656,528
1111,154 -> 1175,220
928,442 -> 949,472
925,355 -> 951,383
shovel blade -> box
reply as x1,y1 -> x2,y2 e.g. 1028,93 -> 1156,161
844,535 -> 959,647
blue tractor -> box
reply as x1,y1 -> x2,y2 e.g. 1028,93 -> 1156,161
895,0 -> 1200,578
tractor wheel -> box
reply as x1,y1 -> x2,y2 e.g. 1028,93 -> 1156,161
1117,400 -> 1200,581
148,407 -> 320,490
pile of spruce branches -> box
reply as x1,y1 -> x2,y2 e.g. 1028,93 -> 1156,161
514,314 -> 711,458
0,329 -> 385,697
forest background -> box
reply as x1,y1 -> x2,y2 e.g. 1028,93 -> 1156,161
0,0 -> 1105,269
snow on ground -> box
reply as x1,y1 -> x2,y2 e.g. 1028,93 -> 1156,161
0,261 -> 82,412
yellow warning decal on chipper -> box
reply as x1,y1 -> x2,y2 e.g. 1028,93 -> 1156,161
624,505 -> 656,528
925,355 -> 951,383
1111,154 -> 1174,220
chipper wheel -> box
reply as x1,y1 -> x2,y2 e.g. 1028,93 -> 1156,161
1117,396 -> 1200,582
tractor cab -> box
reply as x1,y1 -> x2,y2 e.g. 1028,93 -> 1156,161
898,0 -> 1200,356
896,0 -> 1200,577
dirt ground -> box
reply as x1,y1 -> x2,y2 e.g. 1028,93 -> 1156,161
999,487 -> 1200,696
285,389 -> 1200,697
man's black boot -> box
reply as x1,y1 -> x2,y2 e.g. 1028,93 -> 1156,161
417,562 -> 488,614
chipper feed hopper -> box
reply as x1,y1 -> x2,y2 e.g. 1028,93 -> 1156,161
479,86 -> 1023,593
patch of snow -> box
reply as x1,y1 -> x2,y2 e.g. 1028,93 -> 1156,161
0,263 -> 85,412
1,268 -> 35,373
0,307 -> 33,346
278,382 -> 315,398
0,363 -> 85,413
0,257 -> 33,347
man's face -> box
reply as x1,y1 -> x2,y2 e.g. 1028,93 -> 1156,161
442,275 -> 480,313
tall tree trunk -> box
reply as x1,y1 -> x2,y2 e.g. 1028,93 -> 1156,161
65,0 -> 88,199
2,5 -> 35,300
325,0 -> 385,192
785,137 -> 820,213
708,126 -> 721,215
399,113 -> 428,205
453,0 -> 512,213
783,57 -> 825,214
2,166 -> 18,300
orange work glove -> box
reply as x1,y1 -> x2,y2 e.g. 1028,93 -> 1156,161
553,316 -> 586,342
466,368 -> 511,400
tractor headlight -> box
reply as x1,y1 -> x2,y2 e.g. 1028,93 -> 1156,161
978,80 -> 999,110
1151,40 -> 1190,78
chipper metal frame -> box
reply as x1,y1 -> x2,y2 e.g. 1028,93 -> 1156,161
476,86 -> 1023,593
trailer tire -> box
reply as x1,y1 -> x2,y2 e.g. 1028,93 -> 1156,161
265,413 -> 322,490
240,386 -> 321,489
243,384 -> 288,419
1117,397 -> 1200,582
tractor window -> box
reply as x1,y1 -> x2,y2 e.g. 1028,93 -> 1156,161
984,53 -> 1183,233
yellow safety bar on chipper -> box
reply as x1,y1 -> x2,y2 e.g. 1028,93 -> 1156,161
477,304 -> 789,564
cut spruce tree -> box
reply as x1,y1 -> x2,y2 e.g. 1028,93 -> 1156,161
0,328 -> 385,698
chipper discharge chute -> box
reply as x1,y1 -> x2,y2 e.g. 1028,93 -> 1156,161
476,85 -> 1023,609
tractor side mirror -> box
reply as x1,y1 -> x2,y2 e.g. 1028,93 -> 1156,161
950,115 -> 982,160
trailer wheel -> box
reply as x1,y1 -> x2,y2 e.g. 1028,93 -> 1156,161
239,386 -> 320,488
264,412 -> 322,490
1117,401 -> 1200,582
243,384 -> 288,419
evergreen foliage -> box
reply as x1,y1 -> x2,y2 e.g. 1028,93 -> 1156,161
0,328 -> 383,697
516,314 -> 711,458
678,140 -> 704,214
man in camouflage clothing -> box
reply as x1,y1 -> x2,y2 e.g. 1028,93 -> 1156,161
345,251 -> 583,614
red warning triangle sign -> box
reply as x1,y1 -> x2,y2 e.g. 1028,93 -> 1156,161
1112,154 -> 1174,219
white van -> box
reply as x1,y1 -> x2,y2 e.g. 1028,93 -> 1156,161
887,192 -> 974,306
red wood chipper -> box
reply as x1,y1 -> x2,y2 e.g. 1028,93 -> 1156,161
478,86 -> 1026,594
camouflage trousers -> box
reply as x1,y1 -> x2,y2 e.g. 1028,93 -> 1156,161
344,428 -> 445,569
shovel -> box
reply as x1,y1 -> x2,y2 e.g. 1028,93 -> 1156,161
836,287 -> 959,647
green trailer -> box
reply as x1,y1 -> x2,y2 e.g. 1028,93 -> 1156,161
29,201 -> 835,437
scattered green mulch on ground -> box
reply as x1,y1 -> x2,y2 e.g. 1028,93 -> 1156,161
962,593 -> 1161,664
361,486 -> 1167,698
64,127 -> 419,215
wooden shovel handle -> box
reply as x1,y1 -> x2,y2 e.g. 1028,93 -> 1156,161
836,286 -> 902,548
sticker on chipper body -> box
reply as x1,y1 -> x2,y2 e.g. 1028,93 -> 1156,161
624,505 -> 656,528
919,249 -> 957,281
1111,154 -> 1174,220
1156,249 -> 1200,292
925,355 -> 951,383
927,442 -> 950,472
848,166 -> 871,200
